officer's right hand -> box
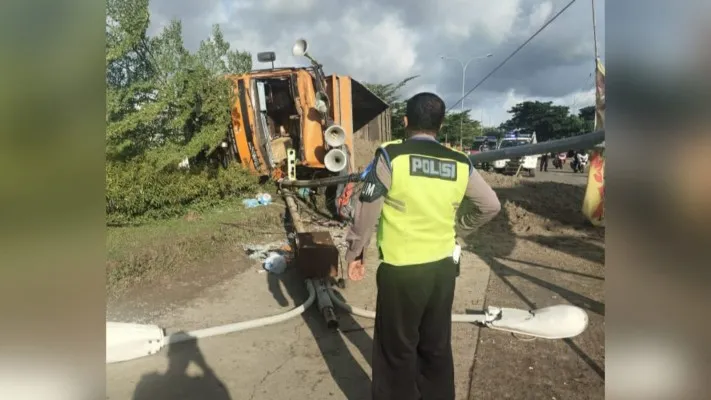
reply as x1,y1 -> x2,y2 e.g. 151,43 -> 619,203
348,260 -> 365,281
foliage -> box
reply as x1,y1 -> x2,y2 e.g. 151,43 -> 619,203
106,0 -> 255,224
362,76 -> 417,140
196,25 -> 252,75
391,102 -> 408,140
106,162 -> 258,225
362,76 -> 482,145
438,110 -> 482,147
363,75 -> 597,148
364,76 -> 419,104
499,101 -> 594,141
578,105 -> 596,132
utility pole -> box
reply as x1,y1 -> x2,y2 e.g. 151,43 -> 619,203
591,0 -> 599,63
441,53 -> 493,149
591,0 -> 603,131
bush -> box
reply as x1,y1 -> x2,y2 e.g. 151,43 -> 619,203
106,161 -> 259,225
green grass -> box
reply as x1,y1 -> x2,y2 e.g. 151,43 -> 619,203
106,201 -> 286,296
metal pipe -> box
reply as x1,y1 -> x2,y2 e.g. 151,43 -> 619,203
314,279 -> 338,329
279,173 -> 362,188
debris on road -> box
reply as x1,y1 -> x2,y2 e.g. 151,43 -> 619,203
243,241 -> 291,261
263,252 -> 287,274
242,193 -> 273,208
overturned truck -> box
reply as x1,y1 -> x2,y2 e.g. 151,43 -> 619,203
219,39 -> 389,220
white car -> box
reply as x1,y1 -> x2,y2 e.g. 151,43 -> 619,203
492,131 -> 539,177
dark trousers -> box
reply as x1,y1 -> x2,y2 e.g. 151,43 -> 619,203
540,156 -> 548,171
372,257 -> 457,400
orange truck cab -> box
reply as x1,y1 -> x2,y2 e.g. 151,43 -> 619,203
224,40 -> 388,184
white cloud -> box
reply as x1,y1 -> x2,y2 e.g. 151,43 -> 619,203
214,5 -> 420,83
436,0 -> 522,44
337,10 -> 420,83
203,1 -> 230,25
145,0 -> 606,126
261,0 -> 317,12
526,1 -> 554,34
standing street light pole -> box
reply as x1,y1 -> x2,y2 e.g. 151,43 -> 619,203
441,53 -> 493,149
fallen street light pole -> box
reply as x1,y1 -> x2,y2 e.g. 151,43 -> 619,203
468,130 -> 605,164
278,130 -> 606,188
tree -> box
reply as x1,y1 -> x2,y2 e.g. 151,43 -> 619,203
196,25 -> 252,76
500,100 -> 586,141
106,0 -> 160,160
105,0 -> 258,223
362,76 -> 418,140
578,105 -> 596,132
362,77 -> 486,145
105,1 -> 252,165
439,111 -> 482,147
364,76 -> 418,104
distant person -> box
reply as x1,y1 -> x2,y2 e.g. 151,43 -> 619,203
345,92 -> 501,400
540,152 -> 549,172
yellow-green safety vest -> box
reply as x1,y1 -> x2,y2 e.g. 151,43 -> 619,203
376,138 -> 471,266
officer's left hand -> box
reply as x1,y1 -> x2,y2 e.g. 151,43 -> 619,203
347,260 -> 365,281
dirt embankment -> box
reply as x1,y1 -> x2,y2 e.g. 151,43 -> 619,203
481,171 -> 601,237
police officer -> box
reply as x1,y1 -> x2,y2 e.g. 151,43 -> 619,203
345,92 -> 502,400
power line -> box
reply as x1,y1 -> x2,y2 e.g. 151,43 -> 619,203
570,72 -> 595,109
446,0 -> 578,112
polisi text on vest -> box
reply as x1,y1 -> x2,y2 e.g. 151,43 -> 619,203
410,155 -> 458,181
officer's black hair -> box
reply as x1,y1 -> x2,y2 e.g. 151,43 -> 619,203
405,92 -> 446,133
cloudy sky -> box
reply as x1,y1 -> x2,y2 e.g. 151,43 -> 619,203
147,0 -> 605,126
